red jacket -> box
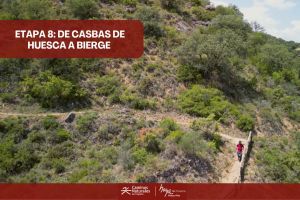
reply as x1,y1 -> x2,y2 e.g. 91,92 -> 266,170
236,144 -> 244,152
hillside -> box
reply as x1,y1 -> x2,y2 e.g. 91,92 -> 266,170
0,0 -> 299,183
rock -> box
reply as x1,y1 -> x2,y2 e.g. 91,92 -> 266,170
176,21 -> 192,32
205,4 -> 215,11
65,112 -> 76,123
125,6 -> 136,13
200,21 -> 211,26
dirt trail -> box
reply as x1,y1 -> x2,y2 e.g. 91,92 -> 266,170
0,107 -> 248,183
135,110 -> 249,183
0,111 -> 89,119
220,135 -> 247,183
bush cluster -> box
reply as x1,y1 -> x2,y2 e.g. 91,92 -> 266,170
22,71 -> 87,108
178,85 -> 237,120
255,135 -> 300,183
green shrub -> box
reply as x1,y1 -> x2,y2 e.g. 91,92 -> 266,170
159,118 -> 179,137
160,0 -> 183,12
135,6 -> 165,38
47,142 -> 74,159
97,146 -> 119,167
282,96 -> 300,122
165,130 -> 184,143
256,43 -> 294,74
42,116 -> 60,130
0,141 -> 16,176
255,136 -> 300,183
137,76 -> 156,96
68,169 -> 88,182
289,111 -> 300,122
56,129 -> 71,143
18,0 -> 55,20
13,143 -> 39,173
144,23 -> 165,38
237,114 -> 255,132
28,131 -> 46,144
144,134 -> 163,154
258,107 -> 282,132
282,68 -> 297,82
163,97 -> 176,111
122,0 -> 138,6
215,5 -> 242,16
177,65 -> 202,84
190,0 -> 209,6
211,15 -> 251,38
178,85 -> 237,120
203,132 -> 222,151
0,141 -> 39,175
120,90 -> 156,110
40,59 -> 81,82
272,72 -> 284,84
94,75 -> 121,96
0,12 -> 15,20
0,117 -> 29,144
101,169 -> 117,183
76,113 -> 98,133
0,93 -> 16,104
66,0 -> 100,19
53,159 -> 66,174
22,71 -> 87,108
212,133 -> 222,150
192,7 -> 216,21
135,6 -> 160,23
179,132 -> 208,158
191,116 -> 218,132
132,147 -> 148,165
292,132 -> 300,151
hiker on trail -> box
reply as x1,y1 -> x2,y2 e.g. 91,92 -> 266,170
236,141 -> 244,162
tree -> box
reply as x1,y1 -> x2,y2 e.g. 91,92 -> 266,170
247,32 -> 267,55
215,5 -> 243,16
251,21 -> 265,32
210,15 -> 252,38
177,29 -> 246,78
256,43 -> 294,74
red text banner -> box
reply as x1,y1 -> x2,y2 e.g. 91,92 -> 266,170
0,184 -> 300,200
0,20 -> 144,58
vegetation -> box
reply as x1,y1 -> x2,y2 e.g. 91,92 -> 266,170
236,115 -> 255,132
178,85 -> 238,121
0,0 -> 299,183
21,71 -> 87,108
134,6 -> 165,38
66,0 -> 100,19
254,133 -> 300,183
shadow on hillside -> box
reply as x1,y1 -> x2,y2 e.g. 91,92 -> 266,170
216,71 -> 263,103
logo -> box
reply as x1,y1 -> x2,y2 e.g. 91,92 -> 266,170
121,187 -> 132,195
159,184 -> 174,197
158,184 -> 186,198
120,185 -> 151,196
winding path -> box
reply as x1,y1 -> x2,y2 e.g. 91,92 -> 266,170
0,107 -> 250,183
219,134 -> 247,183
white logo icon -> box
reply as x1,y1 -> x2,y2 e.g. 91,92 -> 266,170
121,187 -> 132,195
